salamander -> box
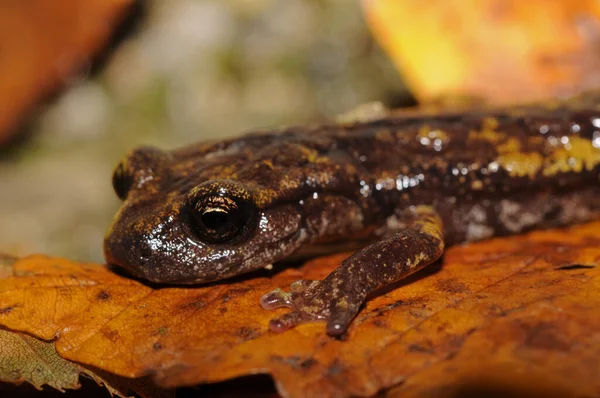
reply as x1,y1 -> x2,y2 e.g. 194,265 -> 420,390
104,92 -> 600,336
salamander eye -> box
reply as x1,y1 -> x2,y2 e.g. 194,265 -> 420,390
187,180 -> 257,244
112,161 -> 132,200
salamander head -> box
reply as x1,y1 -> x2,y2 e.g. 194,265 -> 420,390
103,142 -> 317,284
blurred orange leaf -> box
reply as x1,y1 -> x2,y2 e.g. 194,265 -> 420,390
1,222 -> 600,398
363,0 -> 600,104
0,0 -> 135,145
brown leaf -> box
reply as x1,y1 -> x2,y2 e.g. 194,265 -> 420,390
0,253 -> 170,397
0,325 -> 175,397
85,368 -> 175,398
363,0 -> 600,104
0,0 -> 136,146
1,222 -> 600,398
0,327 -> 136,396
0,328 -> 84,391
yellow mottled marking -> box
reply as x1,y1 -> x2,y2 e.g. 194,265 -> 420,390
418,125 -> 450,147
412,205 -> 444,245
301,147 -> 319,163
431,129 -> 449,141
417,125 -> 431,140
469,119 -> 550,179
471,180 -> 484,190
497,137 -> 522,153
249,185 -> 279,208
261,160 -> 274,169
418,125 -> 450,140
496,152 -> 544,179
468,128 -> 506,143
406,252 -> 428,269
314,156 -> 332,164
543,137 -> 600,177
482,117 -> 498,131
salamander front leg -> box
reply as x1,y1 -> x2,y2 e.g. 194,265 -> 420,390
261,205 -> 445,336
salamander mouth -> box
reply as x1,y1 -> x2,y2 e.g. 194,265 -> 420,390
162,224 -> 308,285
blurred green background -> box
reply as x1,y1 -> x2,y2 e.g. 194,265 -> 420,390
0,0 -> 409,263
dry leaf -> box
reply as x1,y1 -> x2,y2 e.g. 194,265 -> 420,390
363,0 -> 600,104
0,251 -> 169,397
1,222 -> 599,398
0,326 -> 176,397
0,328 -> 85,391
0,327 -> 135,397
0,0 -> 136,146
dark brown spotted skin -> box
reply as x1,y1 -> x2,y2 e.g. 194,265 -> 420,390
105,92 -> 600,335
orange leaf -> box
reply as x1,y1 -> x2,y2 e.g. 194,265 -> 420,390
363,0 -> 600,104
1,222 -> 600,397
0,0 -> 136,145
0,326 -> 157,397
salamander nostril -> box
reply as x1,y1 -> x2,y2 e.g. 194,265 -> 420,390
139,247 -> 151,265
